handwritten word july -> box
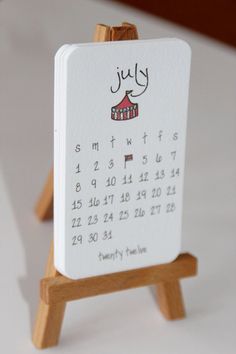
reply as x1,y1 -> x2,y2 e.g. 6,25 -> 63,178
110,63 -> 149,97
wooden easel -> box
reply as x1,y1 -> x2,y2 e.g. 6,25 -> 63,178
32,23 -> 198,349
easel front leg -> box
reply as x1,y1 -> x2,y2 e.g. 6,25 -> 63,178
32,242 -> 66,348
32,301 -> 66,349
156,280 -> 185,320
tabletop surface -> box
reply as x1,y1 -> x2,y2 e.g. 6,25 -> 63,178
0,0 -> 236,353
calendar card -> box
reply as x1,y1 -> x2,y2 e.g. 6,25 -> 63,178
54,38 -> 191,279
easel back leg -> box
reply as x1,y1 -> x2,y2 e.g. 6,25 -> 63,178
35,169 -> 53,221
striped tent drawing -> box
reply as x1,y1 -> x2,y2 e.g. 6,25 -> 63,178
111,90 -> 138,121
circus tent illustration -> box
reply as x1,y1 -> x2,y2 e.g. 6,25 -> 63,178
111,90 -> 138,121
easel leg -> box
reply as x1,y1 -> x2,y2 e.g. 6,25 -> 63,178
156,280 -> 185,320
32,301 -> 66,349
35,169 -> 53,221
32,242 -> 66,348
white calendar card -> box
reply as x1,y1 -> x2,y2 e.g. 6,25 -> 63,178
54,38 -> 191,279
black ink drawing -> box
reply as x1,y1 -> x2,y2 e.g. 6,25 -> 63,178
110,63 -> 149,97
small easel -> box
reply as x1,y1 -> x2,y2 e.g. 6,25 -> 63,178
32,23 -> 198,349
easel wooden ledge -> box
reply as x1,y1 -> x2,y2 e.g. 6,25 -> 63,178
32,22 -> 198,349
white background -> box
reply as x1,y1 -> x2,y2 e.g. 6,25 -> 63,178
0,0 -> 235,353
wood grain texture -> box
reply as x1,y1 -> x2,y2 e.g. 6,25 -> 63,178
111,22 -> 139,40
41,253 -> 197,305
93,24 -> 111,41
156,280 -> 185,319
35,169 -> 53,221
32,242 -> 66,348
